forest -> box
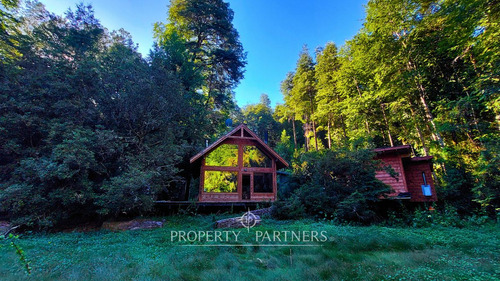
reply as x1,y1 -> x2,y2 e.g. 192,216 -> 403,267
0,0 -> 498,230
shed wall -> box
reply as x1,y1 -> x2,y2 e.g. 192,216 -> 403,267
375,154 -> 408,195
404,161 -> 438,202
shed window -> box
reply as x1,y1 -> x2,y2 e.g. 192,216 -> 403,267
254,173 -> 273,193
204,171 -> 238,193
205,144 -> 238,167
243,146 -> 272,167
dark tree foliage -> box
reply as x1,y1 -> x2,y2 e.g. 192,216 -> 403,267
0,3 -> 203,228
238,94 -> 282,147
272,148 -> 391,224
154,0 -> 246,117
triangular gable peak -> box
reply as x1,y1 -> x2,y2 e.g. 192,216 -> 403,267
190,124 -> 289,169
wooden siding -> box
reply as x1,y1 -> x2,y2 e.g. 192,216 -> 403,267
404,160 -> 438,202
375,154 -> 408,196
199,193 -> 240,202
374,146 -> 438,202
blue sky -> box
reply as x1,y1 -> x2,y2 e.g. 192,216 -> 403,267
39,0 -> 368,108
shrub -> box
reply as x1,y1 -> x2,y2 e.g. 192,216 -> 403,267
0,128 -> 181,229
0,129 -> 121,228
272,148 -> 391,224
271,195 -> 306,220
97,168 -> 156,217
411,205 -> 495,228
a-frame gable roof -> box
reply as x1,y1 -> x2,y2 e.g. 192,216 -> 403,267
190,124 -> 289,169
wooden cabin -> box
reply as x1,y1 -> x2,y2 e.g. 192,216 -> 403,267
190,124 -> 289,202
374,145 -> 437,202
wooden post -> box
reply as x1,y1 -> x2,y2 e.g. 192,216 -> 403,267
273,159 -> 277,201
238,143 -> 243,201
199,157 -> 205,201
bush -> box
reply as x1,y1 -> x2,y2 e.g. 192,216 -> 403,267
271,195 -> 306,220
433,136 -> 500,217
0,129 -> 121,228
272,148 -> 391,224
384,204 -> 495,228
97,168 -> 156,217
0,128 -> 182,229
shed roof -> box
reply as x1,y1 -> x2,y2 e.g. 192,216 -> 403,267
373,145 -> 412,155
190,124 -> 289,170
409,156 -> 433,162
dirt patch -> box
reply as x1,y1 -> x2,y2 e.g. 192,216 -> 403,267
216,215 -> 261,229
215,208 -> 270,229
0,221 -> 11,234
101,219 -> 165,231
250,208 -> 271,216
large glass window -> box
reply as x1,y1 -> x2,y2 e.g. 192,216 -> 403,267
254,173 -> 273,193
204,171 -> 238,193
205,144 -> 238,167
243,146 -> 272,167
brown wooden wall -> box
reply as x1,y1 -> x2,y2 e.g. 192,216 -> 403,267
375,153 -> 408,196
404,160 -> 438,202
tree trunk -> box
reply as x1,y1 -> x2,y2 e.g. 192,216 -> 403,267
418,88 -> 444,147
405,58 -> 445,147
353,77 -> 371,134
312,120 -> 318,151
291,117 -> 297,149
380,104 -> 394,147
303,122 -> 310,152
410,106 -> 430,156
340,114 -> 347,140
310,97 -> 318,151
327,118 -> 332,149
399,36 -> 444,147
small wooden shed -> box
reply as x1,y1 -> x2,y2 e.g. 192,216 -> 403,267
190,124 -> 289,202
374,145 -> 437,202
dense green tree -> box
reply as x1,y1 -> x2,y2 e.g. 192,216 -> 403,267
276,72 -> 300,148
276,0 -> 499,215
239,94 -> 280,146
154,0 -> 246,113
290,47 -> 318,151
314,42 -> 344,148
359,0 -> 499,212
0,0 -> 21,62
0,3 -> 189,228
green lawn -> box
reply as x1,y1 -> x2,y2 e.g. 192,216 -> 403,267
1,216 -> 499,281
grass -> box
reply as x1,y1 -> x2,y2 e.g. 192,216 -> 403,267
1,216 -> 499,280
